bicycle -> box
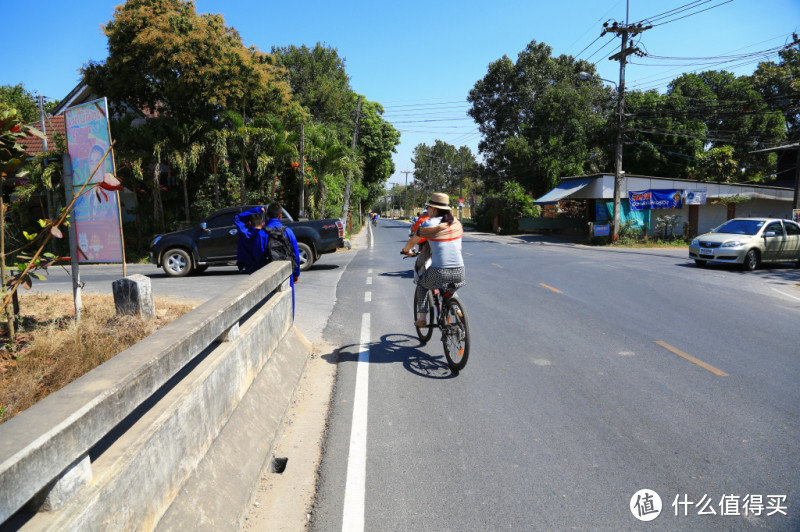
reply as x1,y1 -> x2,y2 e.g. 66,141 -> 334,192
403,250 -> 470,371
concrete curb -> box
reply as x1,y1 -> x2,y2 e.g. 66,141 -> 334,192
156,328 -> 311,531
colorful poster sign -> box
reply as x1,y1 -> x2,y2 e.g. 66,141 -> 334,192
594,224 -> 610,236
685,190 -> 707,205
793,210 -> 800,223
628,189 -> 683,211
65,98 -> 123,263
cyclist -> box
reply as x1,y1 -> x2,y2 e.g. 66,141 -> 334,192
401,192 -> 465,327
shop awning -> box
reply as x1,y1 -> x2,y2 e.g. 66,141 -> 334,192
533,177 -> 597,204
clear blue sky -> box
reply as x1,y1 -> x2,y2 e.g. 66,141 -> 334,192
3,0 -> 799,189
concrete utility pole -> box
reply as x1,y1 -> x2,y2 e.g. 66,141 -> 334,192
401,170 -> 413,215
37,96 -> 55,222
341,96 -> 362,226
601,11 -> 651,241
298,123 -> 305,219
793,144 -> 800,212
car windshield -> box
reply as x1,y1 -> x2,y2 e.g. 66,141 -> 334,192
713,220 -> 764,235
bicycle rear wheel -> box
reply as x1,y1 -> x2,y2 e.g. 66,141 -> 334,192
414,289 -> 435,343
442,296 -> 470,371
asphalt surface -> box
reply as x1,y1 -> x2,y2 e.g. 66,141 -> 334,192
27,223 -> 800,529
311,218 -> 800,531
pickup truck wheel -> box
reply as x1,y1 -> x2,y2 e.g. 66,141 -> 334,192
162,248 -> 193,277
297,242 -> 314,271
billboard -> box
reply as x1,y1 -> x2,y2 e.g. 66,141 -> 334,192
628,189 -> 683,211
685,190 -> 707,205
64,98 -> 124,263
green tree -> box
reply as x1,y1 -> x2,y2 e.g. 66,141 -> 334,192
0,85 -> 39,124
688,145 -> 741,182
82,0 -> 297,125
271,45 -> 399,214
622,89 -> 706,178
468,40 -> 612,197
303,123 -> 354,219
411,140 -> 477,201
272,43 -> 353,129
356,99 -> 400,206
667,71 -> 785,181
752,40 -> 800,139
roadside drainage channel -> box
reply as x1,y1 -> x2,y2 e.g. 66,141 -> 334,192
272,457 -> 288,474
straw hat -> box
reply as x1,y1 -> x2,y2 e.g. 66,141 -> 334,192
425,192 -> 451,211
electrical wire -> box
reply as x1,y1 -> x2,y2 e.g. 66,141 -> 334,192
637,0 -> 710,25
648,0 -> 734,27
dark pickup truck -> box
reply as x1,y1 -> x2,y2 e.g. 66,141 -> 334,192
150,205 -> 346,277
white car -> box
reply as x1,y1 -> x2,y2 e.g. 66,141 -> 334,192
689,218 -> 800,271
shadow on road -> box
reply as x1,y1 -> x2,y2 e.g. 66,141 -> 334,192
322,333 -> 457,379
379,270 -> 414,279
145,268 -> 243,280
675,260 -> 800,282
307,263 -> 340,271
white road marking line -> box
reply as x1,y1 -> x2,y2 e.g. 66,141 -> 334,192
366,277 -> 372,285
342,313 -> 370,532
368,268 -> 373,274
364,292 -> 371,302
771,287 -> 800,302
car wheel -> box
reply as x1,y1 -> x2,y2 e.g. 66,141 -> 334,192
742,249 -> 759,271
297,242 -> 314,271
162,248 -> 193,277
694,259 -> 707,267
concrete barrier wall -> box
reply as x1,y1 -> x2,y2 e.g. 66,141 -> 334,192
0,262 -> 311,530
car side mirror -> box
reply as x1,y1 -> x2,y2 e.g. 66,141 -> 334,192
201,222 -> 210,233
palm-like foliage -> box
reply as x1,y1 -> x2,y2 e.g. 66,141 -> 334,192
304,124 -> 356,219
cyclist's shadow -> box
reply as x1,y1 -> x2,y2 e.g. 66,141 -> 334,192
327,333 -> 457,379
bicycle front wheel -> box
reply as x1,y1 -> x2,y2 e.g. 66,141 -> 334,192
414,289 -> 435,343
442,296 -> 470,371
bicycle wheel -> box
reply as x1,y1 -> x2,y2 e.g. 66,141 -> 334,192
413,289 -> 435,343
442,296 -> 470,371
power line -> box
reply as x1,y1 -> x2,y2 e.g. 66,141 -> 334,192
637,0 -> 714,25
648,0 -> 734,27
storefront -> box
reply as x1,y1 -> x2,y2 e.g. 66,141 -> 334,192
534,174 -> 796,236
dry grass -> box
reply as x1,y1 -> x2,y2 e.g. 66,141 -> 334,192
0,293 -> 197,424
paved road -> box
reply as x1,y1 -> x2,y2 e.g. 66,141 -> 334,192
27,246 -> 360,346
311,218 -> 800,530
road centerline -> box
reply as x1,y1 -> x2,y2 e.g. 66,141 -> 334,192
654,340 -> 728,376
539,283 -> 562,293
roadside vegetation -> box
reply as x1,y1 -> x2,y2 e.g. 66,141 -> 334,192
0,293 -> 195,424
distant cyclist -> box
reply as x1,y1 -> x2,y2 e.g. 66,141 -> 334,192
401,192 -> 465,328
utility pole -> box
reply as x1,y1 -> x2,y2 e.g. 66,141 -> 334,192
298,123 -> 305,219
341,96 -> 362,226
37,96 -> 55,222
401,170 -> 413,216
458,157 -> 465,222
601,8 -> 651,241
